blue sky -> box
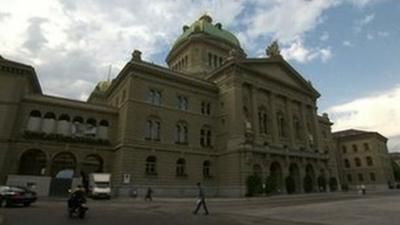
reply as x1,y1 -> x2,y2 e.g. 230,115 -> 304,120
0,0 -> 399,150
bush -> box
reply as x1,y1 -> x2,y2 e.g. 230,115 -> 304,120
246,175 -> 263,197
285,176 -> 296,194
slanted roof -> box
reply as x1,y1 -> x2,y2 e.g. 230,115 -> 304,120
0,55 -> 42,94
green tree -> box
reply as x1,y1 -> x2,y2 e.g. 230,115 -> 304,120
246,175 -> 263,197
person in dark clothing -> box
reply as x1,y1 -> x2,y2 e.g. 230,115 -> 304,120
144,187 -> 153,202
68,185 -> 87,211
193,182 -> 209,215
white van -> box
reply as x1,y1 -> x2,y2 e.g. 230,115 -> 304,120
88,173 -> 111,199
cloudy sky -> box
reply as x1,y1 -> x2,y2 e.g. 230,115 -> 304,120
1,0 -> 400,151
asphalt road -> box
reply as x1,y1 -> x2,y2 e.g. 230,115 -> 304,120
1,191 -> 400,225
0,200 -> 252,225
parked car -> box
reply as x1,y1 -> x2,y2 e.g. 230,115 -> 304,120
0,185 -> 37,207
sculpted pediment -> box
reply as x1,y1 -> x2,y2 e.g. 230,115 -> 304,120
241,59 -> 320,97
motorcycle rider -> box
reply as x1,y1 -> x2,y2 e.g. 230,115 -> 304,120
68,185 -> 87,213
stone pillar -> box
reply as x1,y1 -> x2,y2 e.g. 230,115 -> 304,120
251,86 -> 259,141
298,162 -> 305,193
300,103 -> 311,150
269,93 -> 279,144
285,98 -> 295,148
311,106 -> 321,152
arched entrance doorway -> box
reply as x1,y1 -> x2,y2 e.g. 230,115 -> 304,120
266,162 -> 283,194
286,163 -> 301,194
81,154 -> 104,191
304,164 -> 315,193
49,152 -> 77,197
329,177 -> 338,192
317,169 -> 327,192
18,149 -> 47,175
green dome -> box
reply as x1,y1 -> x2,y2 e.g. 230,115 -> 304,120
173,15 -> 240,48
95,80 -> 111,92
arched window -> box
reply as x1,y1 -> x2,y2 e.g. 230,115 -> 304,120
50,152 -> 77,177
99,120 -> 109,127
18,149 -> 47,175
145,156 -> 157,175
258,106 -> 268,134
366,156 -> 374,166
72,116 -> 84,136
27,110 -> 42,132
352,144 -> 358,153
30,110 -> 41,117
200,126 -> 212,147
176,158 -> 186,176
277,111 -> 286,137
59,114 -> 70,121
344,159 -> 351,168
364,143 -> 370,151
42,112 -> 56,133
145,118 -> 161,141
86,118 -> 97,137
355,157 -> 362,167
44,112 -> 56,119
82,154 -> 103,174
176,121 -> 188,144
203,160 -> 211,177
177,96 -> 188,110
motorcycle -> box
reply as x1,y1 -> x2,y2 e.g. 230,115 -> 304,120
67,188 -> 88,219
68,201 -> 88,219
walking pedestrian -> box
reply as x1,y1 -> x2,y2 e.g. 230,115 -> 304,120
144,187 -> 153,202
193,182 -> 209,215
361,184 -> 366,195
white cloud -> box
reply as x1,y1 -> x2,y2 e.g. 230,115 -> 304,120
245,1 -> 338,43
281,40 -> 332,63
320,32 -> 330,41
377,31 -> 390,37
354,13 -> 375,32
0,0 -> 383,101
327,85 -> 400,151
367,33 -> 375,40
343,40 -> 354,47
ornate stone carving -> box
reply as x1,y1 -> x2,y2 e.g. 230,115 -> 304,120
131,49 -> 142,61
266,40 -> 281,57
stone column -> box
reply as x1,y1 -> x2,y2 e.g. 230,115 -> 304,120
311,106 -> 321,152
300,103 -> 310,150
251,86 -> 259,141
285,98 -> 295,148
269,93 -> 279,144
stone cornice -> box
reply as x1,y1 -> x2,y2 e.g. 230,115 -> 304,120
23,94 -> 118,114
0,57 -> 42,94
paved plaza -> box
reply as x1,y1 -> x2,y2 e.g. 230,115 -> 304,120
1,191 -> 399,225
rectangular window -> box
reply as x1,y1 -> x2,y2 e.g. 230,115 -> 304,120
148,89 -> 162,106
347,174 -> 352,182
213,55 -> 218,67
208,53 -> 212,66
364,143 -> 370,151
201,101 -> 211,115
177,96 -> 188,110
358,173 -> 364,182
370,172 -> 376,181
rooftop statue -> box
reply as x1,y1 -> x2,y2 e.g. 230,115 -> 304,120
266,40 -> 281,57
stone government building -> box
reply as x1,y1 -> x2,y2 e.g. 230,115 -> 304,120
0,15 -> 394,197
